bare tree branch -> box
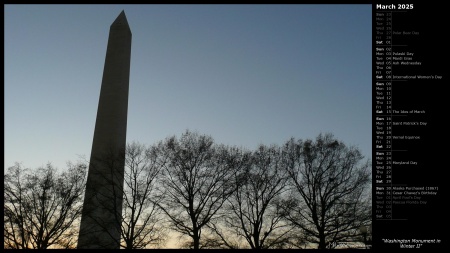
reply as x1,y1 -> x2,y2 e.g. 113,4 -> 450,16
282,133 -> 371,249
4,162 -> 86,249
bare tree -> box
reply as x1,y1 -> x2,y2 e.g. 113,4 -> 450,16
281,133 -> 371,249
210,144 -> 293,249
120,142 -> 167,249
154,130 -> 239,249
4,162 -> 86,249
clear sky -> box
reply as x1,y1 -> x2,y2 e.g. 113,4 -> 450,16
4,4 -> 372,171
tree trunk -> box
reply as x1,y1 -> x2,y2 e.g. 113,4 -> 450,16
253,223 -> 260,249
193,230 -> 200,249
318,229 -> 326,249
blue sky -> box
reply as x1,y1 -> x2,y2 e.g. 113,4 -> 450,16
4,4 -> 372,171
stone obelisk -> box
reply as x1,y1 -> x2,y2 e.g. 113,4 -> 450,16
78,10 -> 131,249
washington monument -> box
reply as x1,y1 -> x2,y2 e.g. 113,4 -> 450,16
78,11 -> 131,249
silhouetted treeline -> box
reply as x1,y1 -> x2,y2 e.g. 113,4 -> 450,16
4,130 -> 371,249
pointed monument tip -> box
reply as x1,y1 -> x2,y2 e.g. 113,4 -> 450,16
112,10 -> 131,31
116,10 -> 126,19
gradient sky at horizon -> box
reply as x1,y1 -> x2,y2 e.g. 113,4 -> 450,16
5,4 -> 372,172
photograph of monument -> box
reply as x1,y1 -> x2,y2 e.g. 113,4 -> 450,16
5,5 -> 371,249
